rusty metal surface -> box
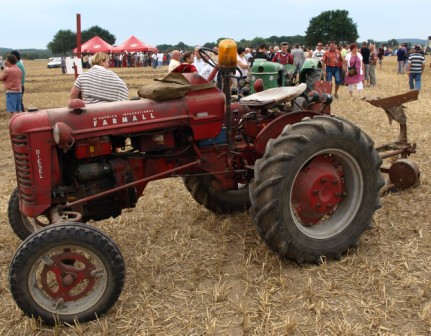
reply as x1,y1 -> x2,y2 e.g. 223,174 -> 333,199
377,142 -> 416,159
382,105 -> 407,125
366,90 -> 418,109
388,159 -> 420,189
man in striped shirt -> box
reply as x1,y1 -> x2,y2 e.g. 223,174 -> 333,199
406,46 -> 425,91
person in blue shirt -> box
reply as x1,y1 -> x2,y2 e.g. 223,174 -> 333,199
396,45 -> 407,74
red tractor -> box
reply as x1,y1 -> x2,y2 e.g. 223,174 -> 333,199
8,41 -> 385,325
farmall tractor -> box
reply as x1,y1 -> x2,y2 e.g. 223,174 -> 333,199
6,40 -> 417,325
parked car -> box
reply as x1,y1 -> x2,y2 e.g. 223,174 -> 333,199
47,57 -> 62,68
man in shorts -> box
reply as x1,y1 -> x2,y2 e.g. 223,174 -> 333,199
0,54 -> 22,114
321,42 -> 343,99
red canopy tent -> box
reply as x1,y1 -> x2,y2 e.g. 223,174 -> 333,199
73,36 -> 114,53
112,35 -> 158,52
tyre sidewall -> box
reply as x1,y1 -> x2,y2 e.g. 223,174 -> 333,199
8,187 -> 33,240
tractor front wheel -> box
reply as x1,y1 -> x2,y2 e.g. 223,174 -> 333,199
8,187 -> 52,240
183,175 -> 250,213
250,115 -> 385,263
9,223 -> 125,325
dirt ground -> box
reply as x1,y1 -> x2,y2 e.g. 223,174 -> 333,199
0,57 -> 430,335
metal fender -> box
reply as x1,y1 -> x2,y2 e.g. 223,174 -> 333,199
254,111 -> 321,154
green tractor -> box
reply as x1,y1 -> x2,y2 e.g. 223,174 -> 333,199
250,58 -> 323,92
249,57 -> 331,113
249,59 -> 295,93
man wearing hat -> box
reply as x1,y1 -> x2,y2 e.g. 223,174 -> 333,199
406,45 -> 425,91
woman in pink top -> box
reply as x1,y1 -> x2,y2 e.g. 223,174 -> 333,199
344,43 -> 365,99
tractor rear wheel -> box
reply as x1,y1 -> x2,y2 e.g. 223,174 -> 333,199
183,175 -> 250,213
250,115 -> 384,263
8,187 -> 51,240
9,223 -> 125,325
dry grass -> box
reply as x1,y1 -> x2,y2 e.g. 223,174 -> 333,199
0,58 -> 430,335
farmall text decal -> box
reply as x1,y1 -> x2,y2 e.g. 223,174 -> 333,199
93,110 -> 155,127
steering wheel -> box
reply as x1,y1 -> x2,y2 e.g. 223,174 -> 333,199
198,47 -> 243,79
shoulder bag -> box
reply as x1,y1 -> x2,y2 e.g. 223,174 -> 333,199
348,56 -> 357,76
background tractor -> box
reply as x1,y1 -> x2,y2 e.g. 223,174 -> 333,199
7,39 -> 401,325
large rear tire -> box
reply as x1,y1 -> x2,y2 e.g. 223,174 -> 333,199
250,115 -> 384,263
9,223 -> 125,325
183,175 -> 250,213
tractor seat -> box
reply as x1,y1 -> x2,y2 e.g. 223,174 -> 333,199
240,83 -> 306,108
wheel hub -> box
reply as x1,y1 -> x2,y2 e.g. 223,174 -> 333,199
41,251 -> 97,302
292,155 -> 346,225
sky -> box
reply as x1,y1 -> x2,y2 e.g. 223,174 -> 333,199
2,0 -> 429,50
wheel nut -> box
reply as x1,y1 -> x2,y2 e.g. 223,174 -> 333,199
320,178 -> 328,183
55,297 -> 64,310
332,180 -> 338,185
91,269 -> 105,278
313,189 -> 319,195
42,255 -> 54,266
316,203 -> 321,208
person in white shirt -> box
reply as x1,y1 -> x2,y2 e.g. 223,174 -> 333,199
235,47 -> 249,87
198,52 -> 217,81
244,47 -> 253,66
168,50 -> 181,73
139,52 -> 144,67
151,52 -> 157,69
193,46 -> 205,74
312,42 -> 325,61
157,53 -> 164,68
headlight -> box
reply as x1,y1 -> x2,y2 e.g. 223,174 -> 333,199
53,122 -> 74,151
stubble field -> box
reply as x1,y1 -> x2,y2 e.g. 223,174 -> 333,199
0,56 -> 430,335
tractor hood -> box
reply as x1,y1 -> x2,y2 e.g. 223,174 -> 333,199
10,79 -> 225,142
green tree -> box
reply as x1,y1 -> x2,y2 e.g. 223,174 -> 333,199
203,42 -> 216,49
47,29 -> 76,55
305,10 -> 358,47
156,44 -> 174,53
82,25 -> 116,45
174,42 -> 190,51
250,37 -> 267,48
387,39 -> 399,47
289,35 -> 307,47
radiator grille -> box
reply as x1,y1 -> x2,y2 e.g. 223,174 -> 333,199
11,134 -> 35,204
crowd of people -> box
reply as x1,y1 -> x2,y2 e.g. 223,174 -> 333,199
0,41 -> 427,113
78,51 -> 174,69
161,41 -> 426,100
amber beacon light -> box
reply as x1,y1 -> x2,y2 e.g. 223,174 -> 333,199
218,39 -> 237,70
